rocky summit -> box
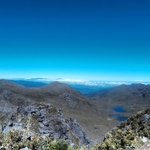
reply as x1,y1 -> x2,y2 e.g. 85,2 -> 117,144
0,103 -> 89,149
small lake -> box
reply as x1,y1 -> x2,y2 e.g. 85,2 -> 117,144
113,106 -> 126,113
109,114 -> 128,121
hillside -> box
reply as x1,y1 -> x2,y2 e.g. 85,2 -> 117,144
90,84 -> 150,122
96,106 -> 150,150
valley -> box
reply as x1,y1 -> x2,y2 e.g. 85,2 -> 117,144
1,79 -> 150,149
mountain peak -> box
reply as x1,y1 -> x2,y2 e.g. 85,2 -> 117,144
40,81 -> 81,96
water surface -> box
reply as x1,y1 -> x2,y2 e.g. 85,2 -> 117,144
113,106 -> 125,113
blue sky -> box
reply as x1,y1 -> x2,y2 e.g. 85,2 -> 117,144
0,0 -> 150,81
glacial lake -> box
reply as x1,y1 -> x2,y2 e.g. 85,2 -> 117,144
113,106 -> 126,113
109,114 -> 128,121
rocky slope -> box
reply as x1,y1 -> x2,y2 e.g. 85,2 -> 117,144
1,104 -> 150,150
0,103 -> 89,149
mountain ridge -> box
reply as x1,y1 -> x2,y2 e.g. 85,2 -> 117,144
0,79 -> 102,143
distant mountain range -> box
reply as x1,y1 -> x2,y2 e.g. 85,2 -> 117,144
8,79 -> 110,94
7,78 -> 150,95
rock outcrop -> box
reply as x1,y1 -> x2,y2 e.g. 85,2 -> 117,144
0,103 -> 89,149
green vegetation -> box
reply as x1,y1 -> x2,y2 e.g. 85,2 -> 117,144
45,140 -> 72,150
0,128 -> 90,150
30,115 -> 40,133
0,129 -> 76,150
95,107 -> 150,150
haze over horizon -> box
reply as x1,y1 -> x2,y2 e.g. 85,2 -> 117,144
0,0 -> 150,81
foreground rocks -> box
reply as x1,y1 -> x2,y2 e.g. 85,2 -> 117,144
0,103 -> 89,149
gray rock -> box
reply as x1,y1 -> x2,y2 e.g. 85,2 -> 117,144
43,121 -> 49,126
54,133 -> 60,139
0,103 -> 90,147
69,118 -> 89,145
37,116 -> 45,122
143,114 -> 150,122
20,147 -> 31,150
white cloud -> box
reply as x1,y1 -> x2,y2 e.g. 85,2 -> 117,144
10,77 -> 149,86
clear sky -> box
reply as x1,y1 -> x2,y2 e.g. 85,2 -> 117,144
0,0 -> 150,81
